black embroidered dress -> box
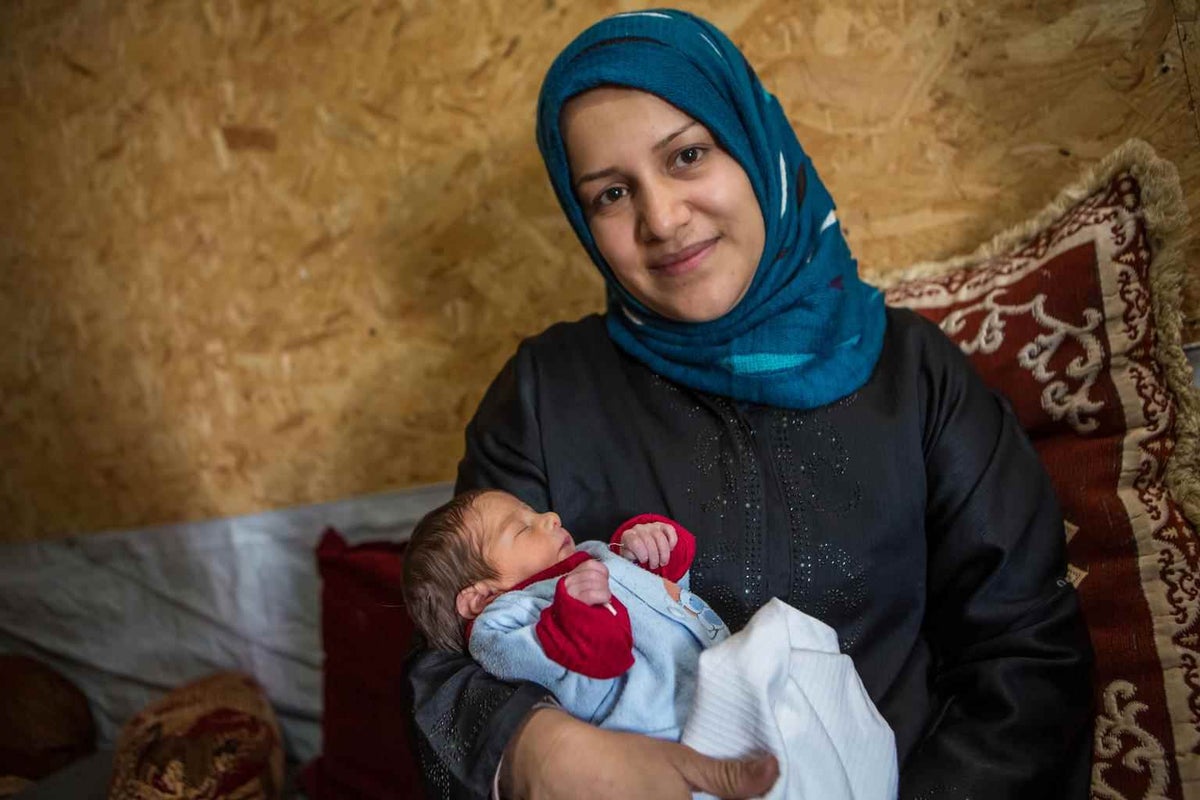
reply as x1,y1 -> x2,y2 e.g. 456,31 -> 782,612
406,308 -> 1094,800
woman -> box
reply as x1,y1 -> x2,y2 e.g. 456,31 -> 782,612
406,10 -> 1093,799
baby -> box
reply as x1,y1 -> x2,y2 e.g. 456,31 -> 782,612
402,488 -> 728,739
403,489 -> 898,799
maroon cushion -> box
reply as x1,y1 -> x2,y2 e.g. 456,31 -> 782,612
302,529 -> 425,800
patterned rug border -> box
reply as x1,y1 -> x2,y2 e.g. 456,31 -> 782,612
862,138 -> 1200,533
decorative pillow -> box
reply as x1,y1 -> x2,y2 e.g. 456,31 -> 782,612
301,529 -> 425,800
0,654 -> 96,781
107,671 -> 283,800
867,139 -> 1198,800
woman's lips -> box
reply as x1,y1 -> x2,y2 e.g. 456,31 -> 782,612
651,238 -> 718,277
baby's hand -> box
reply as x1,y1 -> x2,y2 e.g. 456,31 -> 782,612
619,521 -> 678,570
562,559 -> 612,606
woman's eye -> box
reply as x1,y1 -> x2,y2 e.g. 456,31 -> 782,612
595,186 -> 627,207
673,146 -> 707,168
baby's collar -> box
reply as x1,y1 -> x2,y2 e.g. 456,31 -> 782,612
464,550 -> 592,644
510,550 -> 591,592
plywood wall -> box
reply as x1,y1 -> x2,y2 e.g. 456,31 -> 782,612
1,0 -> 1196,541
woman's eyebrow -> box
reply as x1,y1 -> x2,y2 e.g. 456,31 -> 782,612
652,120 -> 698,152
573,121 -> 700,190
574,167 -> 618,191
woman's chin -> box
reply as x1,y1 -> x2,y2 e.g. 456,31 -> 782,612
638,278 -> 752,323
650,296 -> 741,324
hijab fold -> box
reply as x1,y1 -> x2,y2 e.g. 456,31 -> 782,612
536,9 -> 886,409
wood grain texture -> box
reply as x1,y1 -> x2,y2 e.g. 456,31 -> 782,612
0,0 -> 1195,539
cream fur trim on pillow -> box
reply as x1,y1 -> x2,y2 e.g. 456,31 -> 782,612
862,138 -> 1198,531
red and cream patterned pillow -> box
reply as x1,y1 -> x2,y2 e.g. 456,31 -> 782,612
108,671 -> 284,800
868,139 -> 1199,800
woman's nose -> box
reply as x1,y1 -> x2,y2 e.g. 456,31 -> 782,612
637,181 -> 689,242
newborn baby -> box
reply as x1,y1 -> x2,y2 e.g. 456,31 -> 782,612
402,489 -> 897,798
403,488 -> 727,739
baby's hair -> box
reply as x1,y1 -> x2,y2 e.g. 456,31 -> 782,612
402,488 -> 498,652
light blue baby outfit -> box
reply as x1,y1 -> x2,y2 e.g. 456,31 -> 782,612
468,540 -> 729,740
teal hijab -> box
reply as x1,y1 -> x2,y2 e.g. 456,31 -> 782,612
535,9 -> 886,410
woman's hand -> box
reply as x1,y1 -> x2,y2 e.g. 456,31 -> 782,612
503,707 -> 779,799
619,521 -> 678,570
562,559 -> 612,606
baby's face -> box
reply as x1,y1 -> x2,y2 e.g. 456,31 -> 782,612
472,492 -> 576,589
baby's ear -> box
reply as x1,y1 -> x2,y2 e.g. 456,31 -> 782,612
456,582 -> 495,620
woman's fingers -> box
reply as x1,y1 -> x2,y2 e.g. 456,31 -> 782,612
671,744 -> 779,799
505,709 -> 780,800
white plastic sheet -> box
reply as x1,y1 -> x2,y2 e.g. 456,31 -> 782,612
0,482 -> 453,764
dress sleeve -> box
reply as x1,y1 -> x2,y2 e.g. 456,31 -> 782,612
900,325 -> 1095,799
457,345 -> 551,510
406,647 -> 554,799
405,346 -> 554,799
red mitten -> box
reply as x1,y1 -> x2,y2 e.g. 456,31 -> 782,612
610,514 -> 696,583
535,575 -> 634,679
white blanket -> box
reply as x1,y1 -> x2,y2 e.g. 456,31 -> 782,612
683,598 -> 898,800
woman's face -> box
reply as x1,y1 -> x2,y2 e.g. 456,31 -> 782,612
561,87 -> 765,323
